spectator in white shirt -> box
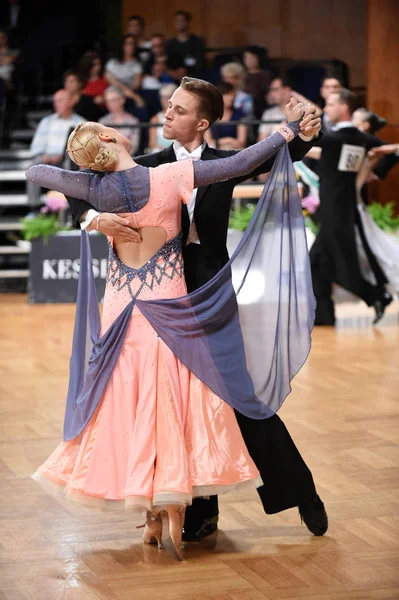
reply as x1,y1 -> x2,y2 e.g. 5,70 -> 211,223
105,35 -> 143,97
28,90 -> 84,205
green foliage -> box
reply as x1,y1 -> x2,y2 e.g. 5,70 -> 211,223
304,215 -> 320,235
20,214 -> 61,243
367,202 -> 399,233
229,205 -> 255,232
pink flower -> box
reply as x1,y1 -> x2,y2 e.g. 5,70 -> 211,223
45,191 -> 68,212
301,194 -> 320,215
40,206 -> 49,214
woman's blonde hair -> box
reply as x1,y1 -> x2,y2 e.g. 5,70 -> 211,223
67,122 -> 117,172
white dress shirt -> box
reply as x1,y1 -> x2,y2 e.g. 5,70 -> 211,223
173,140 -> 206,245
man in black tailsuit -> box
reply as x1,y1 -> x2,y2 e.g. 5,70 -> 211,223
66,78 -> 328,540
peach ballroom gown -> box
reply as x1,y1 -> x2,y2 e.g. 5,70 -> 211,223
25,120 -> 313,515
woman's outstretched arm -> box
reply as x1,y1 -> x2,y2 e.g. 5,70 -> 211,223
193,120 -> 301,187
25,165 -> 95,201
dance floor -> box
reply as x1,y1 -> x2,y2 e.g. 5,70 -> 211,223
1,294 -> 398,600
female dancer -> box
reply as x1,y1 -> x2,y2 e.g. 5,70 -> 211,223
26,99 -> 308,560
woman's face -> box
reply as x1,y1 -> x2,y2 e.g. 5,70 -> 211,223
352,109 -> 369,132
64,75 -> 82,95
90,58 -> 102,78
244,52 -> 259,70
223,91 -> 235,110
123,36 -> 136,59
105,92 -> 125,114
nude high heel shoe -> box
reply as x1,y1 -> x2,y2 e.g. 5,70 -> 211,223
142,511 -> 164,549
159,505 -> 186,561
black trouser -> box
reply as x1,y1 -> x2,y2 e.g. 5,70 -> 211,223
310,227 -> 387,326
182,243 -> 317,532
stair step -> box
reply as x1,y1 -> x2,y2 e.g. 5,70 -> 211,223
0,246 -> 30,254
0,194 -> 28,206
0,171 -> 27,182
0,269 -> 30,278
0,219 -> 23,231
0,149 -> 34,160
10,129 -> 35,141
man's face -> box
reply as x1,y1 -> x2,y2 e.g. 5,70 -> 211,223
267,79 -> 288,105
163,87 -> 206,142
53,91 -> 73,117
127,19 -> 142,37
64,75 -> 81,95
320,78 -> 342,101
324,93 -> 345,123
174,14 -> 189,33
151,36 -> 165,57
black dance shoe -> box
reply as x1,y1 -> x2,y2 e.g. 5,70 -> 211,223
373,292 -> 393,325
182,516 -> 218,542
298,494 -> 328,536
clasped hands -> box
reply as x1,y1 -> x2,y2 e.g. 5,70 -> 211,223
285,97 -> 322,138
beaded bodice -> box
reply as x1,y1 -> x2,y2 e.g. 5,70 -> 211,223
106,233 -> 184,300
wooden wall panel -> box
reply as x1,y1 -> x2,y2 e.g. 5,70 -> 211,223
367,0 -> 399,210
122,0 -> 367,87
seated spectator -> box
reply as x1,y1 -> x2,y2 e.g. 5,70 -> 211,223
0,29 -> 18,87
148,83 -> 177,152
221,62 -> 253,117
105,34 -> 143,95
105,35 -> 147,121
126,15 -> 152,69
99,87 -> 140,156
142,57 -> 175,90
166,11 -> 205,77
205,82 -> 247,150
63,69 -> 105,122
319,76 -> 343,131
258,77 -> 293,140
79,51 -> 109,109
243,46 -> 273,119
28,90 -> 84,206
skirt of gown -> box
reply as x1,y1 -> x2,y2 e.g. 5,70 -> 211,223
33,240 -> 262,514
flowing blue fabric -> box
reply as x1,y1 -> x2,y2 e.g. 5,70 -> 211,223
63,145 -> 315,441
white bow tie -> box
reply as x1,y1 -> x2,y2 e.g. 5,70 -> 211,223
173,142 -> 204,162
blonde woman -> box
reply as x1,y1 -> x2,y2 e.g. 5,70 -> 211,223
26,89 -> 308,560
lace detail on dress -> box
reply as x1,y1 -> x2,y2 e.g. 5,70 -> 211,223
106,233 -> 184,300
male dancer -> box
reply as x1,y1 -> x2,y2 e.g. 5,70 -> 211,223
67,77 -> 328,539
308,89 -> 397,326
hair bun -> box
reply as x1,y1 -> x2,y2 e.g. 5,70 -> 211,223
93,147 -> 117,171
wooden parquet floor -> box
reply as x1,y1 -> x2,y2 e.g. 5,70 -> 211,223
0,294 -> 398,600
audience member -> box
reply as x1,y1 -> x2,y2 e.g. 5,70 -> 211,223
126,15 -> 152,68
105,34 -> 143,95
206,82 -> 247,150
221,62 -> 253,117
99,86 -> 140,156
319,76 -> 343,131
0,29 -> 18,86
243,46 -> 273,119
105,35 -> 147,121
79,51 -> 109,108
142,56 -> 175,89
258,77 -> 293,139
148,83 -> 177,152
166,11 -> 205,76
63,69 -> 105,122
28,90 -> 83,205
145,33 -> 168,75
